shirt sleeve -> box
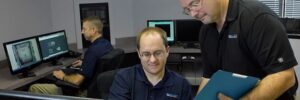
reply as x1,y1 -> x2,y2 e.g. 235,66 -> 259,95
80,49 -> 98,79
247,14 -> 298,74
108,70 -> 131,100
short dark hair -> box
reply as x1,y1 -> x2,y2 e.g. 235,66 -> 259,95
82,16 -> 103,34
136,27 -> 168,49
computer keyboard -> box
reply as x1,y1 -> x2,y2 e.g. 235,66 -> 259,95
61,68 -> 80,75
43,67 -> 80,82
42,73 -> 79,88
43,74 -> 58,83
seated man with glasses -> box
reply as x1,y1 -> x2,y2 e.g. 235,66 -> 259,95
109,27 -> 192,100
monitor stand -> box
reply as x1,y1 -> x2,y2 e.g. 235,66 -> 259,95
49,56 -> 64,66
16,71 -> 36,79
51,59 -> 63,66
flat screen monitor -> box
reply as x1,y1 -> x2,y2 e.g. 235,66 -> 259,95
3,37 -> 42,75
37,30 -> 69,61
147,20 -> 175,44
176,19 -> 202,43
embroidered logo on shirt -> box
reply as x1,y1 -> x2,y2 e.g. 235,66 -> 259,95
228,32 -> 237,38
166,93 -> 178,98
278,57 -> 284,63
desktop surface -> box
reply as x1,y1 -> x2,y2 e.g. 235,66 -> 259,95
0,57 -> 77,90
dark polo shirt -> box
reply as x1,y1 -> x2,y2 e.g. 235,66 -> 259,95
199,0 -> 298,99
81,37 -> 113,79
109,64 -> 192,100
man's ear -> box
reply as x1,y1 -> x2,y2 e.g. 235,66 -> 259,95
136,49 -> 142,58
165,46 -> 170,56
91,27 -> 97,34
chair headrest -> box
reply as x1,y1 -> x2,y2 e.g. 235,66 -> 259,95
101,48 -> 125,60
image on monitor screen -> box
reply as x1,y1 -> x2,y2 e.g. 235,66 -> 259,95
3,37 -> 42,75
38,30 -> 69,60
147,20 -> 175,43
13,41 -> 34,65
176,19 -> 202,43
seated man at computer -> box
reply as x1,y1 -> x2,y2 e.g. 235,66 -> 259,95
29,16 -> 113,95
109,27 -> 192,100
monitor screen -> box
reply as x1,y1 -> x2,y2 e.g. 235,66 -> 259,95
147,20 -> 175,43
3,37 -> 42,75
176,19 -> 202,42
38,30 -> 69,60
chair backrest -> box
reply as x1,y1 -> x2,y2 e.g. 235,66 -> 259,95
87,48 -> 125,98
93,48 -> 125,79
88,69 -> 120,99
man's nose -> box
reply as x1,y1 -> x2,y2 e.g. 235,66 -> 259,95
149,55 -> 157,62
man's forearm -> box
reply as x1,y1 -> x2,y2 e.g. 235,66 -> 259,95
241,67 -> 296,100
63,74 -> 85,86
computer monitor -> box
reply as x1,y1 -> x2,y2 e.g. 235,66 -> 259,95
147,20 -> 175,44
37,30 -> 69,62
175,19 -> 202,43
3,37 -> 42,76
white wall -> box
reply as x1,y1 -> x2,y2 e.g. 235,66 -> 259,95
109,0 -> 135,41
0,0 -> 52,61
50,0 -> 76,44
289,39 -> 300,94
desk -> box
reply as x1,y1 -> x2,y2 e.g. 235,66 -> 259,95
0,57 -> 76,90
0,43 -> 81,90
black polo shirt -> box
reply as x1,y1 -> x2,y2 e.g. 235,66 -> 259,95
109,64 -> 192,100
199,0 -> 298,99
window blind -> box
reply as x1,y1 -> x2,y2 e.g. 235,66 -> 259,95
285,0 -> 300,18
258,0 -> 281,16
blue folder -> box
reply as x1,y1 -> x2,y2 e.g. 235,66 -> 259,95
194,70 -> 259,100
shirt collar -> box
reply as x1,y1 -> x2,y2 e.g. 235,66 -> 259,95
91,37 -> 104,45
136,64 -> 174,87
226,0 -> 239,23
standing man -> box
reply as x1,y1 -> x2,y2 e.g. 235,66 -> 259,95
109,27 -> 192,100
178,0 -> 298,99
30,16 -> 113,95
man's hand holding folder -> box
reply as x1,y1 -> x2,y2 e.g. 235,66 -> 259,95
194,70 -> 259,100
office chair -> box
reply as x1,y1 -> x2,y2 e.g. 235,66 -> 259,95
87,69 -> 120,99
93,48 -> 125,75
87,48 -> 125,98
167,54 -> 182,73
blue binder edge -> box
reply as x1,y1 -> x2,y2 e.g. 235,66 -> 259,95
194,70 -> 259,100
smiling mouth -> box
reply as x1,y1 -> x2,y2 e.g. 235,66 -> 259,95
148,64 -> 158,68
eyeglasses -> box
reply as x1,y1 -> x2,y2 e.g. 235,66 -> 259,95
183,0 -> 201,15
139,50 -> 165,60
